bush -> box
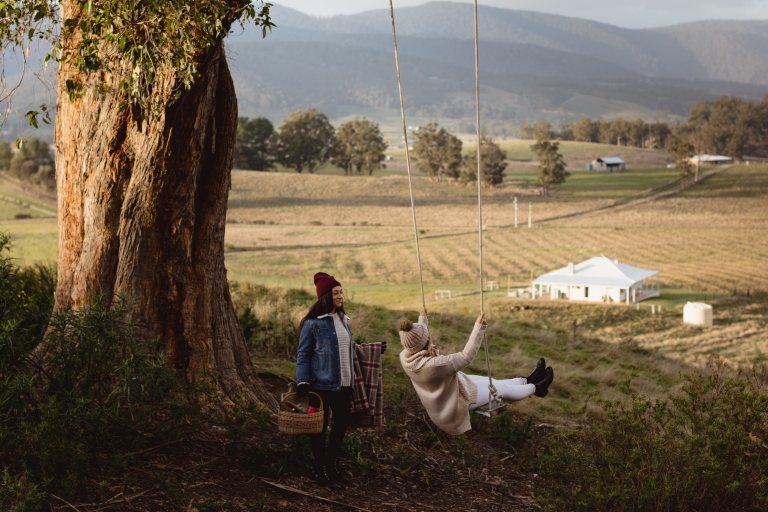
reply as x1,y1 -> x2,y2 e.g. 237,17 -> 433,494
0,469 -> 45,512
0,232 -> 193,502
536,360 -> 768,512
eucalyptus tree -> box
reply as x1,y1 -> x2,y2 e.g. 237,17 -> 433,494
1,1 -> 278,407
412,122 -> 462,181
531,138 -> 569,197
462,136 -> 507,187
273,108 -> 336,173
335,117 -> 387,176
234,116 -> 276,171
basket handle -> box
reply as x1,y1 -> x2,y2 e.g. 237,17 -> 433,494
280,391 -> 323,410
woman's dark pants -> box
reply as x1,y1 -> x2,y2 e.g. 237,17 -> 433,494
310,387 -> 352,475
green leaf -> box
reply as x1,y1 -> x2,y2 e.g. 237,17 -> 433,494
24,111 -> 39,129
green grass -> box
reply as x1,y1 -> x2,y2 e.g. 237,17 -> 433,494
554,168 -> 679,198
246,288 -> 688,424
0,182 -> 57,220
0,219 -> 58,264
681,163 -> 768,198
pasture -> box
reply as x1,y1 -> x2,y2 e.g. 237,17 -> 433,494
2,161 -> 767,375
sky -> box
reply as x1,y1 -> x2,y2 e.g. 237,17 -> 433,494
273,0 -> 768,29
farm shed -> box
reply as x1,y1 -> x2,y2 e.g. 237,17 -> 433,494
532,256 -> 659,304
586,157 -> 626,172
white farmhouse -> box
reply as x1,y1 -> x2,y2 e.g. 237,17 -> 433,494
532,256 -> 659,304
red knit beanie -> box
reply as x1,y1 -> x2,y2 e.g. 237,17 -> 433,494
314,272 -> 341,298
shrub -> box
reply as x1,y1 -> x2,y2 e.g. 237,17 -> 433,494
535,359 -> 768,512
0,469 -> 45,512
0,232 -> 193,502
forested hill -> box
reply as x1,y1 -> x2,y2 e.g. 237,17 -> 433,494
225,2 -> 767,132
241,2 -> 768,86
2,2 -> 768,141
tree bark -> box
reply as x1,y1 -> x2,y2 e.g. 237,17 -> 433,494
54,23 -> 276,408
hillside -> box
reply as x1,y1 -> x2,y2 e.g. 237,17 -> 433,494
258,2 -> 768,86
223,2 -> 768,136
4,2 -> 768,142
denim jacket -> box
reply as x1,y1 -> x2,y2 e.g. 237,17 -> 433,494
296,313 -> 354,391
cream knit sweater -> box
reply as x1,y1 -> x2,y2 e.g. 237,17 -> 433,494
399,316 -> 486,435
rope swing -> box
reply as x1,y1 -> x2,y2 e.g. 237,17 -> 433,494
388,0 -> 505,416
471,0 -> 505,416
388,0 -> 426,310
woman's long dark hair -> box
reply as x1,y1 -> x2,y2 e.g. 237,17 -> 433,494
300,289 -> 346,329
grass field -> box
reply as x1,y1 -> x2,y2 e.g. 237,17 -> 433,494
382,139 -> 671,174
2,159 -> 767,372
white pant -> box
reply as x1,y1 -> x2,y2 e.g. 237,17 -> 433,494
465,373 -> 535,411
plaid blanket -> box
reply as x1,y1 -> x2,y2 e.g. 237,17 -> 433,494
350,342 -> 383,427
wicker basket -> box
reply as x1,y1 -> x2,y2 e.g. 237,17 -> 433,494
278,391 -> 324,435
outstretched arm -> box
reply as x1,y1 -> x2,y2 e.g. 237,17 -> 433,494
449,312 -> 486,372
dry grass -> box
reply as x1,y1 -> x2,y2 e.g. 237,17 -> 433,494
3,163 -> 767,371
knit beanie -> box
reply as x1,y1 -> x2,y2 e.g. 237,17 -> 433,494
398,318 -> 430,352
314,272 -> 341,298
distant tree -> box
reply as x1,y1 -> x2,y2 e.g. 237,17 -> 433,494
274,108 -> 336,173
0,141 -> 11,172
573,118 -> 599,143
650,122 -> 671,149
557,123 -> 575,141
531,139 -> 569,197
412,122 -> 463,181
8,138 -> 56,192
334,117 -> 388,175
234,117 -> 275,171
668,139 -> 695,192
519,121 -> 554,141
462,136 -> 507,187
628,119 -> 647,148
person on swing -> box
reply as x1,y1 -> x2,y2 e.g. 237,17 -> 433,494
398,308 -> 553,435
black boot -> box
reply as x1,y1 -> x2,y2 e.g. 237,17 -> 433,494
533,367 -> 554,398
326,455 -> 351,487
526,357 -> 546,383
313,452 -> 332,487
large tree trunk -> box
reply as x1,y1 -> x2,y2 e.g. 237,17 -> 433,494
54,29 -> 276,408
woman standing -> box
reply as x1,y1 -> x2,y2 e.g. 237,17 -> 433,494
296,272 -> 355,488
398,309 -> 553,435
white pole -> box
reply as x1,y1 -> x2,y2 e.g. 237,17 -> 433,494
528,202 -> 532,228
514,196 -> 518,228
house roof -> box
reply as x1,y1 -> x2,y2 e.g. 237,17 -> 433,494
690,154 -> 732,163
533,256 -> 658,287
596,157 -> 625,165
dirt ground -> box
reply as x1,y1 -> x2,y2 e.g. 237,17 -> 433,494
48,374 -> 553,512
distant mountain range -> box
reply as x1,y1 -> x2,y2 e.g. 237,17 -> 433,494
3,2 -> 767,142
226,2 -> 768,137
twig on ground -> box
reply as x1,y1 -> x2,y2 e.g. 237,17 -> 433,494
50,494 -> 82,511
122,439 -> 185,457
258,477 -> 372,511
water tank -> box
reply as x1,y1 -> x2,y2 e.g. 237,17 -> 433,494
683,302 -> 713,327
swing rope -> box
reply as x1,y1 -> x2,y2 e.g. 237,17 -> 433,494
388,0 -> 501,409
472,0 -> 501,408
388,0 -> 426,310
